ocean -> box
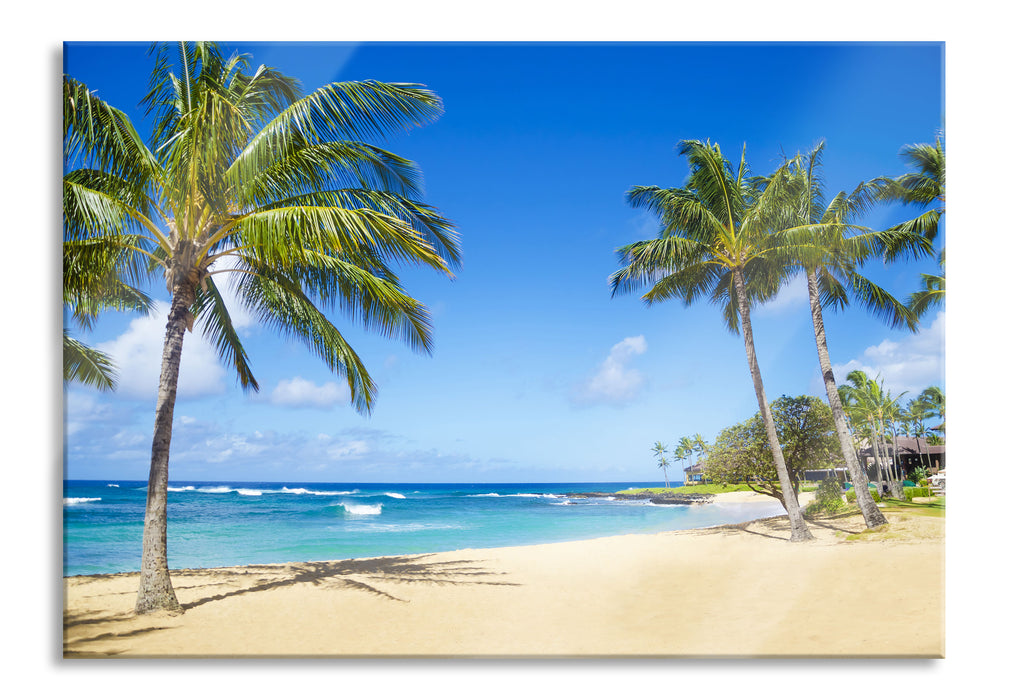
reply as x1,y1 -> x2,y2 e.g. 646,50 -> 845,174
62,480 -> 788,577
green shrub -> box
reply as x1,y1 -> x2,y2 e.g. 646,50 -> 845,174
903,486 -> 935,499
806,478 -> 845,515
846,488 -> 881,503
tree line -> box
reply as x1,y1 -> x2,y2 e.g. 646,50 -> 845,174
661,378 -> 945,510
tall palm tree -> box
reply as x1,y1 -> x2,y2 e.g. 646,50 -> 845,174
64,42 -> 460,614
652,441 -> 670,487
878,136 -> 945,316
611,139 -> 813,541
774,142 -> 930,527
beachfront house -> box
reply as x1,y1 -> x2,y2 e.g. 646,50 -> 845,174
856,437 -> 946,482
684,462 -> 706,484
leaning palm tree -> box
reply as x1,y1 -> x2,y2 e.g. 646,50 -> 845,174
611,139 -> 813,541
773,142 -> 931,527
64,42 -> 460,614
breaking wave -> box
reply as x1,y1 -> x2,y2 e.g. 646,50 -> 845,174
64,497 -> 101,505
340,502 -> 382,515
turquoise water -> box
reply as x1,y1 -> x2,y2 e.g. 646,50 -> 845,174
62,480 -> 787,576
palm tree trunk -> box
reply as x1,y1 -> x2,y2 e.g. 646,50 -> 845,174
890,427 -> 905,500
733,270 -> 812,542
804,270 -> 886,527
868,421 -> 887,501
134,284 -> 194,614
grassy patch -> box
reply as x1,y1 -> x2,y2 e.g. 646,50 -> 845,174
879,498 -> 945,517
844,525 -> 901,542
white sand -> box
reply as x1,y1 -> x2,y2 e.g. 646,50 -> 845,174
63,502 -> 943,657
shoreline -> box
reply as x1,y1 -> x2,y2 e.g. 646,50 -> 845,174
63,494 -> 943,657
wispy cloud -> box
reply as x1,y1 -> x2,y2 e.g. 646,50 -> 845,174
834,311 -> 945,397
571,335 -> 648,407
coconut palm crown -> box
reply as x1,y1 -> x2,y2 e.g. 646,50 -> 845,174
64,42 -> 461,613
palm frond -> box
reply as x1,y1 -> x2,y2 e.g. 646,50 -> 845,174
192,275 -> 259,392
63,331 -> 117,390
238,266 -> 378,414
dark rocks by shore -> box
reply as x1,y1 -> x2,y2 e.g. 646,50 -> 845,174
563,491 -> 714,505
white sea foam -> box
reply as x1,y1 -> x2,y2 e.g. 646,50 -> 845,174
167,486 -> 196,492
470,492 -> 560,498
341,502 -> 382,515
64,497 -> 101,505
197,486 -> 234,494
106,483 -> 119,488
384,492 -> 406,499
236,489 -> 262,496
281,487 -> 357,496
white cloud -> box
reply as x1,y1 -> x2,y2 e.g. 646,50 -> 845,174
756,276 -> 809,316
95,302 -> 227,401
269,376 -> 351,409
834,312 -> 945,397
572,335 -> 648,406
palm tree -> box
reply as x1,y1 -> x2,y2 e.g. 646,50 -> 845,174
840,371 -> 903,500
64,77 -> 157,389
652,441 -> 670,487
691,433 -> 707,463
920,385 -> 946,440
773,142 -> 930,527
673,443 -> 689,484
64,42 -> 460,614
611,139 -> 813,541
878,136 -> 945,316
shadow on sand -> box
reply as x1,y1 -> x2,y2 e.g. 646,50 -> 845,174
64,554 -> 518,655
181,553 -> 519,609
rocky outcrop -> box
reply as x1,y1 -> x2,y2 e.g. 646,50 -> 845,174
563,491 -> 714,505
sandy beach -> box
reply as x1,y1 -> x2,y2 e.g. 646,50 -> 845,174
63,492 -> 944,658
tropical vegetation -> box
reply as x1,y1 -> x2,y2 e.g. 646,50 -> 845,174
63,42 -> 460,614
620,137 -> 944,530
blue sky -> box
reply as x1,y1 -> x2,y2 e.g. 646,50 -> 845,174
62,41 -> 945,484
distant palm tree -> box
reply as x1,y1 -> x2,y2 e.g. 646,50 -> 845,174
691,433 -> 707,463
612,140 -> 813,541
920,385 -> 945,439
840,371 -> 904,499
772,142 -> 929,527
64,42 -> 460,613
652,441 -> 670,487
673,443 -> 688,484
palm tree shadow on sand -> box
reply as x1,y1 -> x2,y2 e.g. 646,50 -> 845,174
65,555 -> 518,654
180,554 -> 519,609
696,513 -> 865,541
